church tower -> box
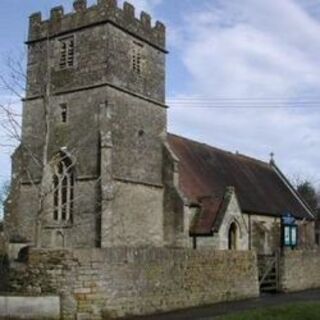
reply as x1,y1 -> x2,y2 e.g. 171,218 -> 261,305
5,0 -> 167,248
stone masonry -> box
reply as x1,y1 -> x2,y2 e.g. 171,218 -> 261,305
9,248 -> 259,319
5,0 -> 168,249
280,249 -> 320,292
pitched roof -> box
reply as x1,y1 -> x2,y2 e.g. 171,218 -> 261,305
167,134 -> 314,235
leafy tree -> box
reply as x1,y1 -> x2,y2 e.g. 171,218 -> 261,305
296,180 -> 319,217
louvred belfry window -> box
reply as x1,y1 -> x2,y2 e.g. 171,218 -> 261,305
53,152 -> 74,223
59,37 -> 75,69
132,42 -> 144,76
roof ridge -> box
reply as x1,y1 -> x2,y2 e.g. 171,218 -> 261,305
235,152 -> 270,168
168,133 -> 271,169
168,133 -> 234,155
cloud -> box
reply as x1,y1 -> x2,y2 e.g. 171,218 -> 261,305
178,0 -> 320,97
168,0 -> 320,186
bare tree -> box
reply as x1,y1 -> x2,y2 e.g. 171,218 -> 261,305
0,41 -> 50,247
0,180 -> 10,219
0,45 -> 125,249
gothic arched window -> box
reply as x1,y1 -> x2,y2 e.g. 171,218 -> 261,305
53,152 -> 74,223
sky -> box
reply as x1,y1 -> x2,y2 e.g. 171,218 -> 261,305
1,0 -> 320,212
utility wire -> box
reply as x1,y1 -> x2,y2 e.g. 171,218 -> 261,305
169,107 -> 320,109
168,105 -> 320,109
168,96 -> 320,101
167,97 -> 320,109
168,98 -> 320,101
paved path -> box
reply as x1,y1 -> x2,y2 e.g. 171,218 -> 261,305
127,289 -> 320,320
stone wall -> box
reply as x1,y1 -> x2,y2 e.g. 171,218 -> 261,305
104,181 -> 164,247
5,183 -> 39,244
249,214 -> 281,255
297,220 -> 316,249
9,248 -> 259,319
280,250 -> 320,292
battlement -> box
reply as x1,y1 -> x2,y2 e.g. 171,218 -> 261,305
28,0 -> 166,51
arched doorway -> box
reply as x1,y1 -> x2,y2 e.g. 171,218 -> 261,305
228,222 -> 238,250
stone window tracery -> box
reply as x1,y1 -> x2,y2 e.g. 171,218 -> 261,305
53,152 -> 74,223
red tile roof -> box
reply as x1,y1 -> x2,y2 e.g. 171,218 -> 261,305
168,134 -> 313,235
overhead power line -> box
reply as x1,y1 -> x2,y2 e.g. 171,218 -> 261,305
167,97 -> 320,109
168,97 -> 320,101
169,106 -> 320,109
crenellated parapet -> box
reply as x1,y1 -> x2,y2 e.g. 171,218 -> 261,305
28,0 -> 166,50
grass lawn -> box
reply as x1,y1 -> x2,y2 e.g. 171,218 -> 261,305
216,302 -> 320,320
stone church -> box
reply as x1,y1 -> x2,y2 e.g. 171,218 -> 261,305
4,0 -> 316,257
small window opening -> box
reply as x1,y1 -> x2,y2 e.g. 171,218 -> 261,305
228,222 -> 238,250
60,104 -> 68,123
59,37 -> 75,69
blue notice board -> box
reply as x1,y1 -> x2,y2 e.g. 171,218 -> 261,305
282,213 -> 298,248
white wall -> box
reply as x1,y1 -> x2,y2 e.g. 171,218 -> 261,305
0,296 -> 60,319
